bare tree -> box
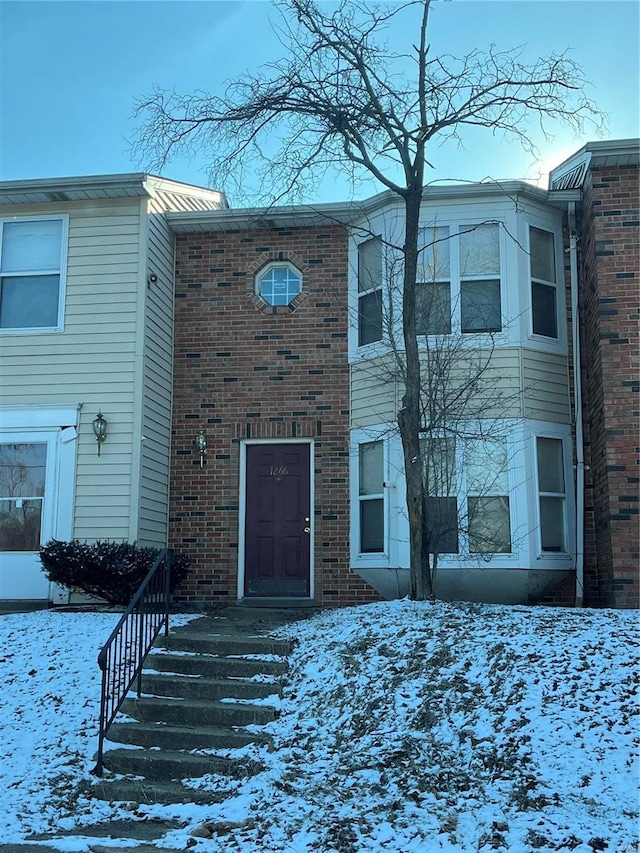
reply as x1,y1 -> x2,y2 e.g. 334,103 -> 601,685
134,0 -> 602,599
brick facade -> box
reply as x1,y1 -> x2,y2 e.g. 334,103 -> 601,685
169,223 -> 380,607
579,164 -> 639,608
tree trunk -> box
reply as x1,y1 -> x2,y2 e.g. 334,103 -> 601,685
398,188 -> 433,601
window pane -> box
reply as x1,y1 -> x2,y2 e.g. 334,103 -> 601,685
1,219 -> 63,273
359,441 -> 383,495
416,281 -> 451,335
539,496 -> 566,552
358,290 -> 382,345
358,237 -> 382,293
461,279 -> 501,333
0,443 -> 47,498
425,496 -> 459,554
530,227 -> 555,282
0,498 -> 43,551
360,499 -> 384,552
420,437 -> 456,496
468,496 -> 511,553
0,275 -> 60,328
460,224 -> 500,277
536,437 -> 564,493
532,281 -> 558,338
258,265 -> 301,306
418,226 -> 450,281
465,439 -> 508,495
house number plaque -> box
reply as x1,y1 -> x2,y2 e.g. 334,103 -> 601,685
270,466 -> 289,476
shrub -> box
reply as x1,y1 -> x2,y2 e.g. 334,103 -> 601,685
39,540 -> 190,607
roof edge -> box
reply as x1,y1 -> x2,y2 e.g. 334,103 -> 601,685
167,180 -> 551,232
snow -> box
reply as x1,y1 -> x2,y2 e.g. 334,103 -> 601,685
0,601 -> 638,852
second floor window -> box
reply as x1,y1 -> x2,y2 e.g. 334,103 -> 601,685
530,227 -> 558,339
0,218 -> 66,331
256,262 -> 302,307
357,236 -> 383,346
417,223 -> 502,336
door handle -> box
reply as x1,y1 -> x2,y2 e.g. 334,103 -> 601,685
304,527 -> 310,533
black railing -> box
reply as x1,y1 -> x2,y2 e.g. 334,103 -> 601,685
93,549 -> 171,776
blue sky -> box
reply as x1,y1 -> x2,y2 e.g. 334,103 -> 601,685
0,0 -> 638,204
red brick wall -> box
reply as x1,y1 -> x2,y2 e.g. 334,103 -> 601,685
169,223 -> 379,607
579,164 -> 639,608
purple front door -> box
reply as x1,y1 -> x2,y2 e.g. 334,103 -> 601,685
244,443 -> 311,597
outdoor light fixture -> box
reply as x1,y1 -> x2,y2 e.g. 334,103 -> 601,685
195,430 -> 207,468
92,412 -> 107,456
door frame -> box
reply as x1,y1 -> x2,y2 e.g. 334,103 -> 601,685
237,438 -> 314,601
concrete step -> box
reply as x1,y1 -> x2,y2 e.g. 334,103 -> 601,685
145,650 -> 288,678
140,672 -> 280,701
86,777 -> 230,805
154,632 -> 292,657
101,747 -> 262,781
107,720 -> 272,751
121,695 -> 278,727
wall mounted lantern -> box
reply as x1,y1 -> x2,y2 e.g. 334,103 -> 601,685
195,430 -> 207,468
92,412 -> 108,456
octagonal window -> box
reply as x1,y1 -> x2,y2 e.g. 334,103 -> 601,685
256,263 -> 302,307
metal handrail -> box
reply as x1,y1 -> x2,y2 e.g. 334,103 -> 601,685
93,549 -> 171,776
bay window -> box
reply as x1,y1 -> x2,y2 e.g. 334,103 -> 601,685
420,436 -> 459,554
358,440 -> 384,553
465,438 -> 511,553
536,436 -> 566,552
416,222 -> 502,336
459,224 -> 502,333
530,227 -> 558,339
357,236 -> 383,346
417,226 -> 451,335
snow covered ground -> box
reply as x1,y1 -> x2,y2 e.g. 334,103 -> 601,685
0,601 -> 637,852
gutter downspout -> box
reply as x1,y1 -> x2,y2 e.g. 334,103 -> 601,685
569,202 -> 585,607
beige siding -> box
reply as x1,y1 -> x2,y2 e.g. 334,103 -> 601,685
351,355 -> 399,427
351,347 -> 523,428
0,198 -> 142,542
136,196 -> 177,546
522,349 -> 571,423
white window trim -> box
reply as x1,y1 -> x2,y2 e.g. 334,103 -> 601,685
417,220 -> 509,346
533,432 -> 570,558
420,431 -> 516,560
526,223 -> 566,349
0,214 -> 69,335
351,427 -> 390,567
356,235 -> 384,349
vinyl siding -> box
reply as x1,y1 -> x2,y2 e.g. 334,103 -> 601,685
350,347 -> 523,428
0,198 -> 142,542
351,346 -> 570,429
350,355 -> 399,427
522,349 -> 571,423
136,196 -> 176,546
136,185 -> 227,546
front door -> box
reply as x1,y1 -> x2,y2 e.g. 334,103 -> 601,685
244,443 -> 311,597
0,439 -> 53,600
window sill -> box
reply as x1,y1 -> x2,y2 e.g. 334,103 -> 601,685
0,326 -> 64,335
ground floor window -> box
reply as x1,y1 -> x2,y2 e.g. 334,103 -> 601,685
352,422 -> 573,571
0,442 -> 47,551
536,436 -> 567,553
419,434 -> 511,556
358,440 -> 384,553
